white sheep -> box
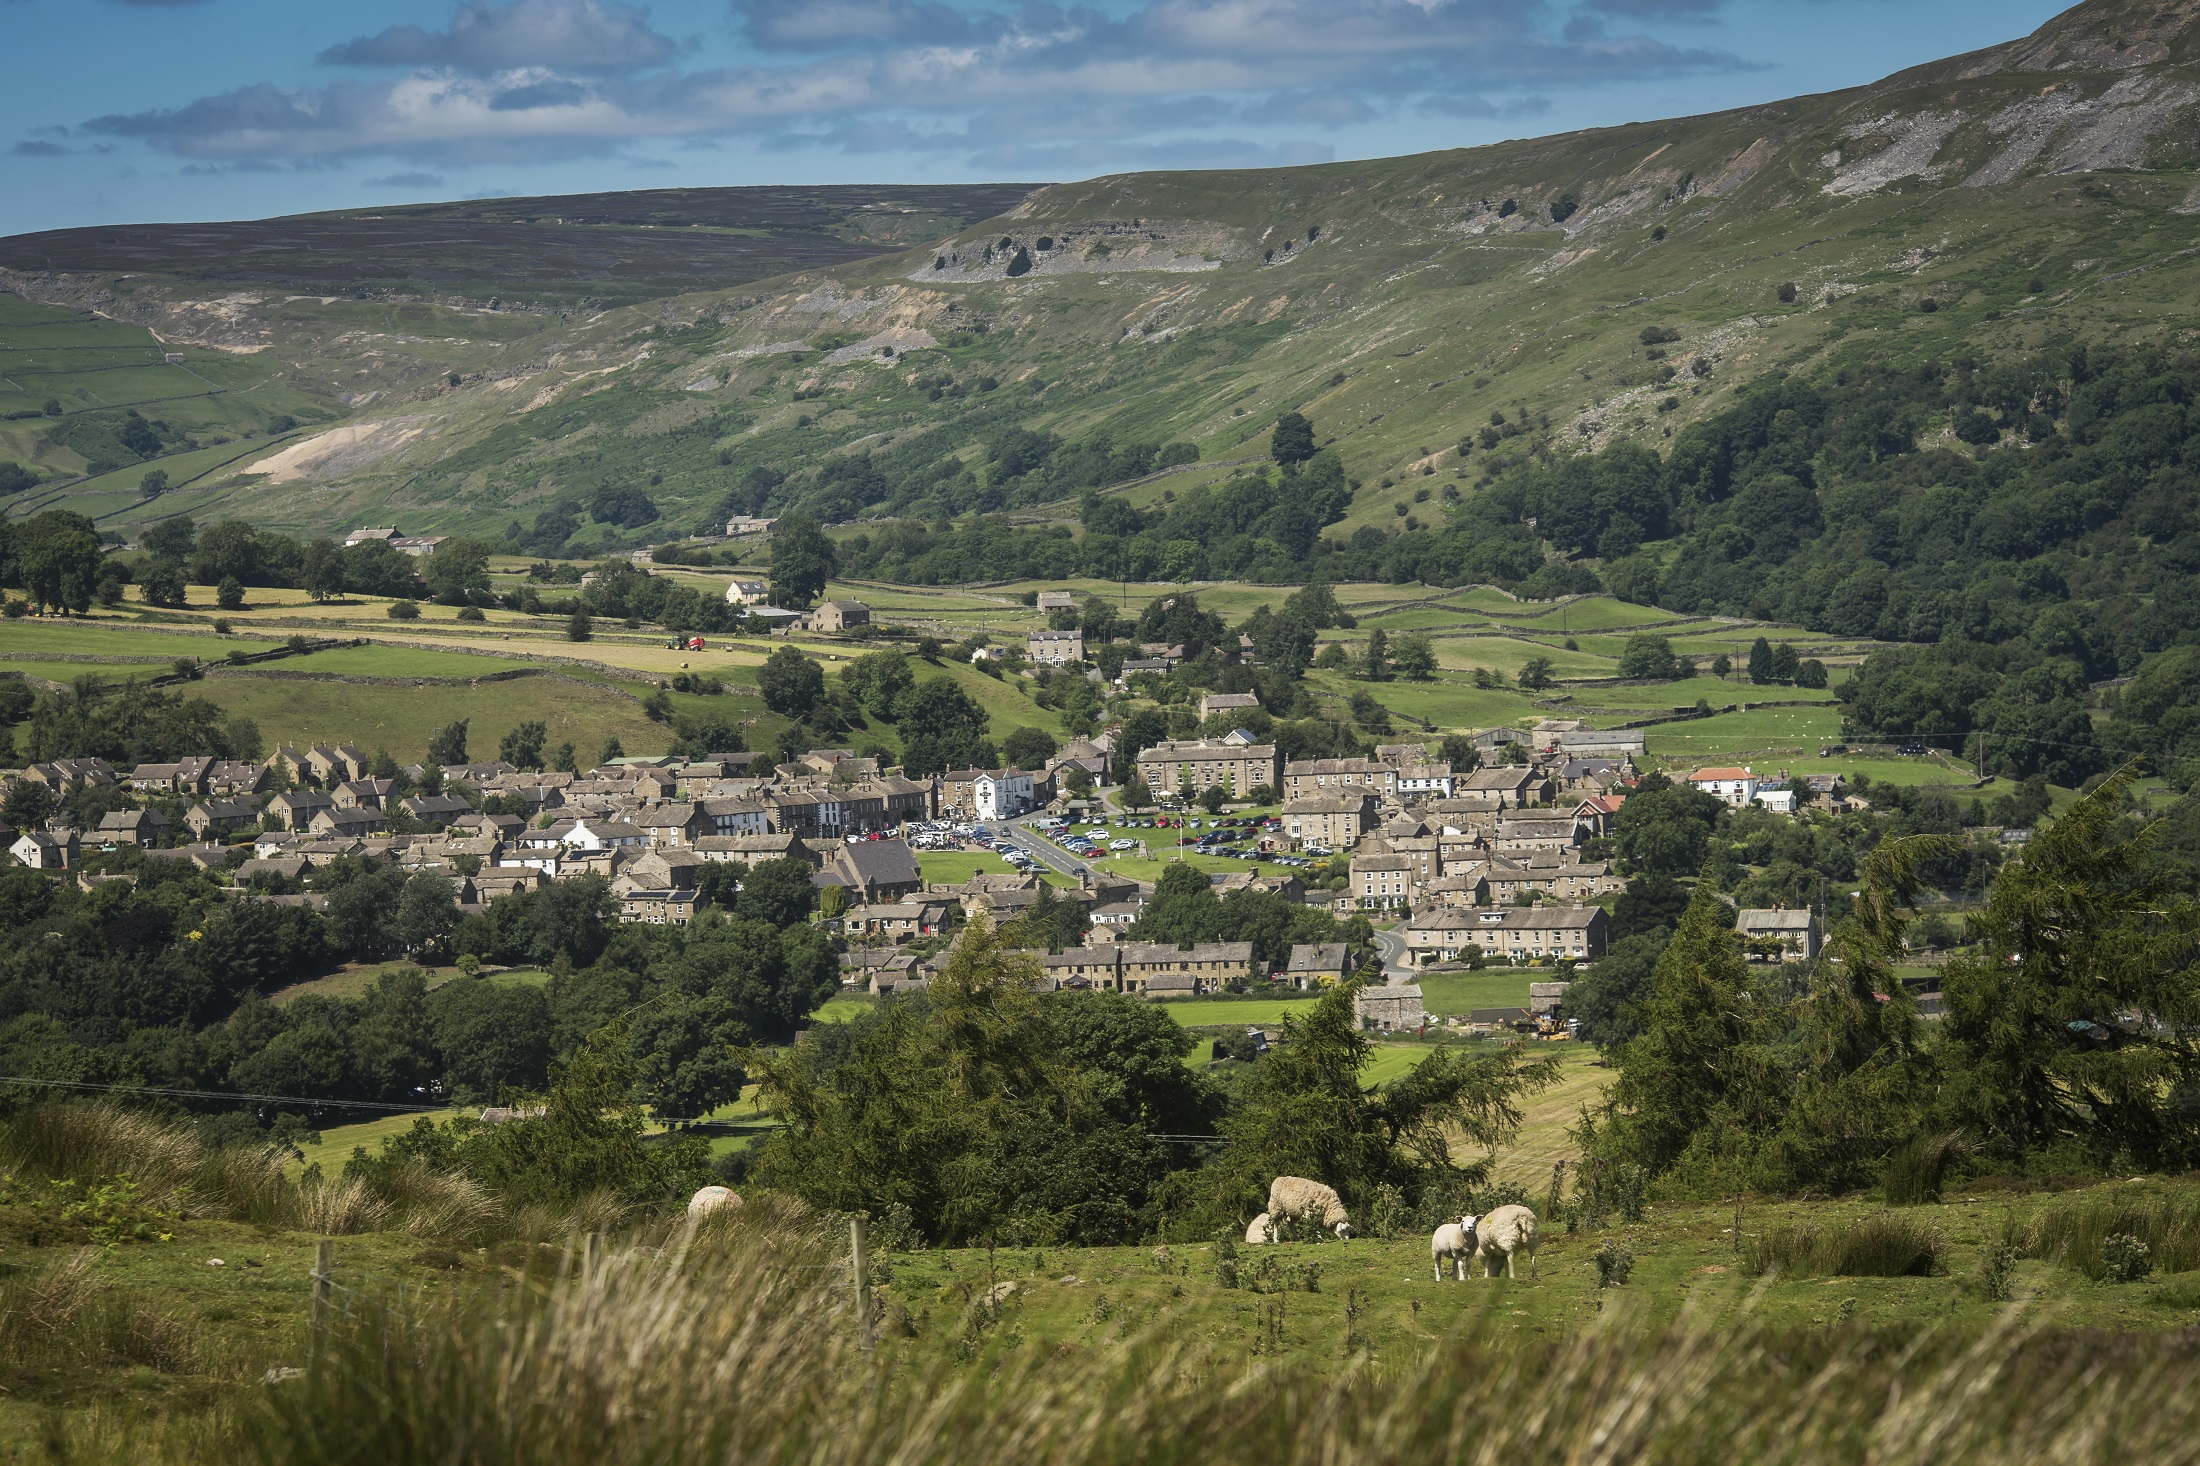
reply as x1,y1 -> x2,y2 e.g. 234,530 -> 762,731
1266,1176 -> 1353,1241
1244,1212 -> 1277,1245
686,1185 -> 743,1220
1431,1216 -> 1476,1281
1474,1203 -> 1539,1279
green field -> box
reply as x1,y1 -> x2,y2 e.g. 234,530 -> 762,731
916,850 -> 1076,888
1415,970 -> 1537,1014
189,672 -> 672,761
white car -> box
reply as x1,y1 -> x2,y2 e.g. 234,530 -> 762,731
1109,838 -> 1137,851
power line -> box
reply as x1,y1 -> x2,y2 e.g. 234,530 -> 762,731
0,1075 -> 448,1113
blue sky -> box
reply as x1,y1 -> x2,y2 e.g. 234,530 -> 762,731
1,0 -> 2072,233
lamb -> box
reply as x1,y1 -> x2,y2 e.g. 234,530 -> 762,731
1266,1176 -> 1353,1241
1244,1212 -> 1277,1245
686,1185 -> 743,1219
1474,1203 -> 1539,1279
1431,1216 -> 1476,1281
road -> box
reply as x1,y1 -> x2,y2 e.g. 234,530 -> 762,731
1004,816 -> 1097,882
1372,927 -> 1416,985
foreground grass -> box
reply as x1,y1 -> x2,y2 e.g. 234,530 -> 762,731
20,1176 -> 2200,1462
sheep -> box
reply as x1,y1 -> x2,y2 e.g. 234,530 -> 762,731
1431,1216 -> 1476,1281
686,1185 -> 743,1220
1244,1212 -> 1277,1245
1474,1203 -> 1539,1279
1266,1176 -> 1353,1241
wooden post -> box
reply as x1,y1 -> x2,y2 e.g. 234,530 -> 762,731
850,1216 -> 872,1351
310,1239 -> 333,1363
585,1232 -> 603,1275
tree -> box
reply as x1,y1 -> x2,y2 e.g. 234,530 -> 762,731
896,677 -> 990,776
840,649 -> 914,720
758,645 -> 825,720
138,559 -> 187,609
1747,636 -> 1774,685
426,719 -> 469,767
1001,725 -> 1058,770
300,539 -> 345,602
769,513 -> 837,610
1392,633 -> 1436,682
1596,883 -> 1766,1178
1612,775 -> 1723,876
1360,628 -> 1390,682
736,857 -> 818,928
395,870 -> 459,959
426,977 -> 554,1091
1271,412 -> 1316,467
1437,733 -> 1482,775
17,512 -> 103,614
626,994 -> 749,1118
1710,653 -> 1732,680
1567,933 -> 1673,1049
1617,633 -> 1682,680
499,720 -> 548,771
139,469 -> 168,499
1939,770 -> 2200,1171
142,516 -> 196,563
566,612 -> 593,642
1119,773 -> 1153,812
422,538 -> 492,603
1611,871 -> 1692,940
1518,656 -> 1556,691
1200,783 -> 1228,814
216,576 -> 245,610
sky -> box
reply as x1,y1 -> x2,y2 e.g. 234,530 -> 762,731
0,0 -> 2076,234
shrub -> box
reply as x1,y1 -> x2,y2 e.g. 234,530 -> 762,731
2025,1187 -> 2200,1279
1745,1213 -> 1944,1278
2103,1233 -> 2155,1284
388,599 -> 421,620
1978,1243 -> 2020,1302
457,605 -> 486,622
1594,1238 -> 1634,1287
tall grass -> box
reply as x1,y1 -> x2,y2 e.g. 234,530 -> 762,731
2024,1186 -> 2200,1279
0,1248 -> 195,1375
1745,1213 -> 1946,1278
170,1202 -> 2200,1466
1881,1132 -> 1970,1206
0,1103 -> 627,1245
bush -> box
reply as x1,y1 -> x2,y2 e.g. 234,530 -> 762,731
1978,1243 -> 2020,1301
1745,1213 -> 1945,1278
2025,1188 -> 2200,1279
388,599 -> 421,620
1594,1238 -> 1634,1287
2103,1233 -> 2155,1283
457,605 -> 486,622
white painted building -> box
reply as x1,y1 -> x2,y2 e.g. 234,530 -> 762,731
724,578 -> 771,606
1686,766 -> 1759,807
972,769 -> 1037,821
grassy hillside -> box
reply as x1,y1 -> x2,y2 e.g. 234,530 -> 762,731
11,0 -> 2200,563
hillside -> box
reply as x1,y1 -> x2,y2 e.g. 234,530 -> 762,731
9,0 -> 2200,626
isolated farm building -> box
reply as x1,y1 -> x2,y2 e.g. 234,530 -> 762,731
725,516 -> 778,537
724,578 -> 771,606
1035,591 -> 1076,612
1355,985 -> 1425,1031
806,600 -> 870,632
1198,691 -> 1261,720
1529,980 -> 1573,1016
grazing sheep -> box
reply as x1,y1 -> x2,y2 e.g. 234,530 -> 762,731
1432,1216 -> 1476,1281
1266,1176 -> 1353,1241
1245,1212 -> 1277,1245
687,1185 -> 743,1220
1475,1203 -> 1539,1279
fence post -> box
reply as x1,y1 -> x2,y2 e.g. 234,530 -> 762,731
850,1216 -> 872,1351
310,1239 -> 333,1363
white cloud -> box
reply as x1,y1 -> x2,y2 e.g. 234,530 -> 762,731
77,0 -> 1751,169
319,0 -> 676,71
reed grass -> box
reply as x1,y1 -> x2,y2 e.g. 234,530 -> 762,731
1745,1213 -> 1946,1278
0,1248 -> 195,1375
151,1201 -> 2200,1466
2024,1185 -> 2200,1279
